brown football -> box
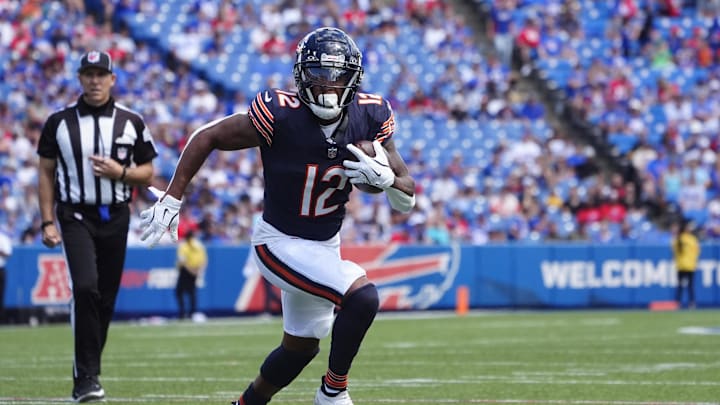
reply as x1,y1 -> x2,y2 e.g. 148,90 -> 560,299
350,140 -> 384,194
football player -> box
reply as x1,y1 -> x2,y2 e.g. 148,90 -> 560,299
139,27 -> 415,405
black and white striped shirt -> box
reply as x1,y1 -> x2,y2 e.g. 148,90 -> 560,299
37,96 -> 158,205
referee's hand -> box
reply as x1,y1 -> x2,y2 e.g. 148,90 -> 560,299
89,155 -> 122,180
41,223 -> 62,248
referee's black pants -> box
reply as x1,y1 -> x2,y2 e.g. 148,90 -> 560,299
57,203 -> 129,380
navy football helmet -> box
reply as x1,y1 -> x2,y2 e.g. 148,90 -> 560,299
293,27 -> 364,120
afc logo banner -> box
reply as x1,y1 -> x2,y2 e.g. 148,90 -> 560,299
32,254 -> 72,305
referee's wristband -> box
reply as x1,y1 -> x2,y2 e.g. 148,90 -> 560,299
41,221 -> 54,230
119,166 -> 127,181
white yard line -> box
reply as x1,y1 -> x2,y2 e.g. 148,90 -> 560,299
1,398 -> 718,405
3,375 -> 720,387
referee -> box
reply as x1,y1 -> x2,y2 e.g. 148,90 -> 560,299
37,50 -> 158,403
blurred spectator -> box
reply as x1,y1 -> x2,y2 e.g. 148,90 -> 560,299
487,0 -> 516,66
515,16 -> 541,64
260,31 -> 288,56
679,172 -> 707,214
188,81 -> 219,116
425,210 -> 451,245
407,89 -> 434,116
518,96 -> 545,120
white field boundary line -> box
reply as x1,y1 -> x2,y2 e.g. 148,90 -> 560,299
2,308 -> 718,333
3,375 -> 720,388
1,398 -> 718,405
4,355 -> 719,371
3,358 -> 719,372
0,310 -> 628,333
0,311 -> 461,333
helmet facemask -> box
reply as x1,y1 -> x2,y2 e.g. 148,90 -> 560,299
293,28 -> 364,121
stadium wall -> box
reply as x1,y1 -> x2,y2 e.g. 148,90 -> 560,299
5,243 -> 720,318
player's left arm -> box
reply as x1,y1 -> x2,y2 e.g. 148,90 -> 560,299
383,138 -> 416,213
383,138 -> 414,196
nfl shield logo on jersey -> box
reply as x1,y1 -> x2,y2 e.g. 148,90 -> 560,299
327,146 -> 338,159
117,146 -> 128,160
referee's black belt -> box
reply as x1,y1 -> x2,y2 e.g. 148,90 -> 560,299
58,202 -> 129,213
58,201 -> 129,223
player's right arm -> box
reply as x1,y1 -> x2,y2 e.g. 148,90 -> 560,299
141,92 -> 274,246
165,113 -> 261,200
140,113 -> 260,246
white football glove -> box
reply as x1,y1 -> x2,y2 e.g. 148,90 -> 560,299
139,186 -> 182,247
343,140 -> 395,190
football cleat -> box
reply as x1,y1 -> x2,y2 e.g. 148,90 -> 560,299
314,386 -> 353,405
71,376 -> 105,403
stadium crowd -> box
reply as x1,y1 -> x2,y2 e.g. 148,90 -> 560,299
500,0 -> 720,236
1,0 -> 717,246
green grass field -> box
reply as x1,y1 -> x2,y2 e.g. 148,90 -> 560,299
1,310 -> 719,404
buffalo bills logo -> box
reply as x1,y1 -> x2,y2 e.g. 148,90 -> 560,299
344,244 -> 460,310
235,244 -> 460,312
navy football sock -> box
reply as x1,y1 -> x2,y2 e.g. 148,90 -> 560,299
260,345 -> 318,388
325,284 -> 379,391
238,383 -> 268,405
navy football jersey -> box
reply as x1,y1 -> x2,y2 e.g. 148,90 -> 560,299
248,89 -> 395,241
